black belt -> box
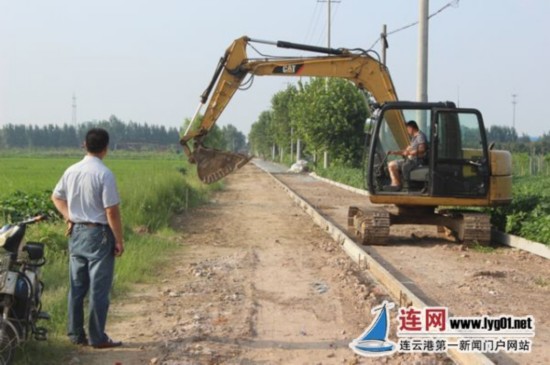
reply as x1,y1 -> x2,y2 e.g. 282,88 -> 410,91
75,222 -> 107,227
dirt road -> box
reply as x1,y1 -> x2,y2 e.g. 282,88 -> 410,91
71,164 -> 449,365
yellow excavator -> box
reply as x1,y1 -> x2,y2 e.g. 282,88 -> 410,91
180,36 -> 512,244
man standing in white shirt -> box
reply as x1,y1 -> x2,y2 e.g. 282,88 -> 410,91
52,128 -> 124,349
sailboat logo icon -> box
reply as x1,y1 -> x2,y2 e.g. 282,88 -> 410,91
349,301 -> 397,357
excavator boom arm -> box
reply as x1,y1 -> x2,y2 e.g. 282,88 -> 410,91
181,36 -> 408,183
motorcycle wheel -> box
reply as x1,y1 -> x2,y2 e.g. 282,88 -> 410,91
0,319 -> 16,365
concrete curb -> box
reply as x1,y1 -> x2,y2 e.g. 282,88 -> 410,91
492,230 -> 550,259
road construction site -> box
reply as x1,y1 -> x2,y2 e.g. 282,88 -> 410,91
73,162 -> 548,365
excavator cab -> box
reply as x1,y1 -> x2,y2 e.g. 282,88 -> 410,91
347,101 -> 498,244
367,101 -> 490,200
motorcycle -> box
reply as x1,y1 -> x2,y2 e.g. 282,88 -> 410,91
0,215 -> 49,364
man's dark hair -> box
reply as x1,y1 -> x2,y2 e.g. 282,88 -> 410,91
85,128 -> 110,153
406,120 -> 419,130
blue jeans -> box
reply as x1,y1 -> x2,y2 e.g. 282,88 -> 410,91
68,224 -> 115,345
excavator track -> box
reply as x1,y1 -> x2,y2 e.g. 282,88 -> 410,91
348,207 -> 492,246
348,206 -> 390,245
454,211 -> 492,244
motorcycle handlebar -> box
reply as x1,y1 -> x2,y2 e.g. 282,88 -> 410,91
17,214 -> 48,226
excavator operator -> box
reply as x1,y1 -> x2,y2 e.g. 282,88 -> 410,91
386,120 -> 427,191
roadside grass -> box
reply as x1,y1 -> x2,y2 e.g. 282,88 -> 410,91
0,154 -> 220,364
313,166 -> 364,189
534,277 -> 548,288
120,167 -> 221,232
490,175 -> 550,245
468,241 -> 497,254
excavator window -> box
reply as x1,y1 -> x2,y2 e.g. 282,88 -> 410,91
370,107 -> 433,194
366,103 -> 496,202
379,118 -> 400,154
431,110 -> 489,197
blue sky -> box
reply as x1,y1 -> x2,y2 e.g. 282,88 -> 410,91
1,0 -> 549,136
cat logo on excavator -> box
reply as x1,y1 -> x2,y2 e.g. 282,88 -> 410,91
273,64 -> 304,74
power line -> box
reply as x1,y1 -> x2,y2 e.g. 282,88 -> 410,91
368,0 -> 459,50
303,1 -> 323,44
315,0 -> 341,46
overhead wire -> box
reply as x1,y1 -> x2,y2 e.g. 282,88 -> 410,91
368,0 -> 460,50
307,3 -> 325,45
314,1 -> 341,46
303,2 -> 323,44
314,13 -> 327,46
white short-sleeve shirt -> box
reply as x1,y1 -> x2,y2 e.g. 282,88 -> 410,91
53,155 -> 120,225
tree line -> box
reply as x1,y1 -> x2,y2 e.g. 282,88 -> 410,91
0,115 -> 247,152
248,79 -> 550,167
248,78 -> 369,168
0,115 -> 179,150
486,125 -> 550,154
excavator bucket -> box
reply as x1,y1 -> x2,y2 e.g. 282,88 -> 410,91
193,144 -> 252,184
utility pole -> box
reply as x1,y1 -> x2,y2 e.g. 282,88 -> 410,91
318,0 -> 340,168
417,0 -> 429,103
317,0 -> 341,48
417,0 -> 429,132
381,24 -> 388,66
290,126 -> 294,162
328,0 -> 332,48
512,93 -> 518,130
